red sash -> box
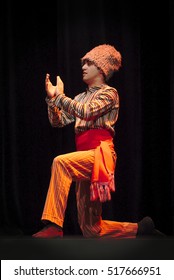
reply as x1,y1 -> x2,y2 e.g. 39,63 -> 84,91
75,129 -> 116,202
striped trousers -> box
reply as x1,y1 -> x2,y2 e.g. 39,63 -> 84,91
41,149 -> 137,238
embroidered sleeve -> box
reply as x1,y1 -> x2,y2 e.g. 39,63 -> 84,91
45,97 -> 75,127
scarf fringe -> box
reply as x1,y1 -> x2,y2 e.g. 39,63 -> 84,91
90,173 -> 115,202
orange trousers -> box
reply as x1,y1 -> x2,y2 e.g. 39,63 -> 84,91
41,149 -> 138,238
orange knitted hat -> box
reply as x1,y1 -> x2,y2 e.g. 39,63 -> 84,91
81,44 -> 122,80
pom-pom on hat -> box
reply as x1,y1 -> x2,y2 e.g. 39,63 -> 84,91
81,44 -> 122,80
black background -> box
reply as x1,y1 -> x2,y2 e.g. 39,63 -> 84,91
0,0 -> 174,251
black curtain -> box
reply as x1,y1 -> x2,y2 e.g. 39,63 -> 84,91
0,0 -> 173,237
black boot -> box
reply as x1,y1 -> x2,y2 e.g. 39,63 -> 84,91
137,216 -> 155,237
152,229 -> 166,238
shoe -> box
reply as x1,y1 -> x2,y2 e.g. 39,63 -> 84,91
152,229 -> 166,238
137,216 -> 155,237
32,223 -> 63,238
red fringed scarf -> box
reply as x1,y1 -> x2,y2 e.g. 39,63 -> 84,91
75,129 -> 116,202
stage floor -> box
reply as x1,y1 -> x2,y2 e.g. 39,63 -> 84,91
0,236 -> 174,260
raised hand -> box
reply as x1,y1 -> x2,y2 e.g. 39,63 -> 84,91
56,75 -> 64,95
45,73 -> 57,98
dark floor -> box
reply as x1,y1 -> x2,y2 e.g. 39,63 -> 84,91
1,235 -> 174,260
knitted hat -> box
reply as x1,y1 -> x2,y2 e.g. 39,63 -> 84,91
81,44 -> 122,80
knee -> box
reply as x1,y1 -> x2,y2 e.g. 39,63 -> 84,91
52,155 -> 64,165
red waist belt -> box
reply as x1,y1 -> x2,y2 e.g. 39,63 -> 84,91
75,129 -> 116,202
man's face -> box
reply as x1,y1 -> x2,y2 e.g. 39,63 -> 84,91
82,60 -> 101,84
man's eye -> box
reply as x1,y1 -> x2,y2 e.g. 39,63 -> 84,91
81,60 -> 94,67
87,61 -> 93,66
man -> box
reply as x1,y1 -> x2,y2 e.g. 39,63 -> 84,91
33,44 -> 157,238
